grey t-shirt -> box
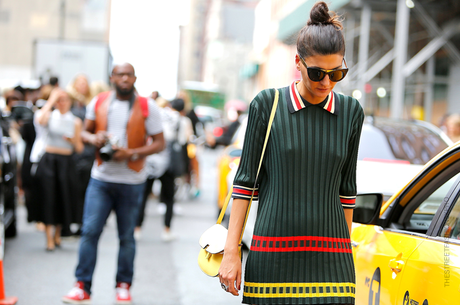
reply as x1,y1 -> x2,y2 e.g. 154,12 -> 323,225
86,94 -> 163,184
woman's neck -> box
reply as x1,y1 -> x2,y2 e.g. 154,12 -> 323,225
296,81 -> 324,105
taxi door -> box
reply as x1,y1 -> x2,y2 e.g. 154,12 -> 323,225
394,182 -> 460,305
395,238 -> 460,305
353,225 -> 424,305
354,147 -> 460,305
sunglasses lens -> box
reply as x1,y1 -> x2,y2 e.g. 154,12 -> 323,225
330,70 -> 347,82
308,68 -> 325,82
329,71 -> 341,82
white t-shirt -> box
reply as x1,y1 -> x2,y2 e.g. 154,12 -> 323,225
86,94 -> 163,184
144,107 -> 193,179
30,110 -> 47,163
161,107 -> 193,144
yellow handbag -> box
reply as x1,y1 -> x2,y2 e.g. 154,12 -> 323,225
198,89 -> 279,277
197,190 -> 234,277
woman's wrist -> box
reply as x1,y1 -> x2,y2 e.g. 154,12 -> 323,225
224,243 -> 241,254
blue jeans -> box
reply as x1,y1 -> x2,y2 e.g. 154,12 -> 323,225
75,178 -> 145,294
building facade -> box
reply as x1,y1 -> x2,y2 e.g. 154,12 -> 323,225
0,0 -> 110,89
178,0 -> 259,106
251,0 -> 460,125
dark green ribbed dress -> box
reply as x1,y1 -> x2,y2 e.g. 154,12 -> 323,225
232,82 -> 364,305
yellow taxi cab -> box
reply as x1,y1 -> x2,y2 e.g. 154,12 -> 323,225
352,142 -> 460,305
216,143 -> 241,210
216,116 -> 246,211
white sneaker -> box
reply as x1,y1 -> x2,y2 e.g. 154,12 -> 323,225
189,187 -> 200,199
62,281 -> 91,304
173,205 -> 183,215
157,203 -> 166,215
115,282 -> 132,304
133,228 -> 141,241
161,230 -> 177,242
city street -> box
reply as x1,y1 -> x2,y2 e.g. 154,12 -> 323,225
3,148 -> 244,305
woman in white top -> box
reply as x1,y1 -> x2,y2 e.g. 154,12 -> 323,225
36,88 -> 84,251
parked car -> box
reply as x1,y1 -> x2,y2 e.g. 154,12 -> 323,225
218,116 -> 452,247
356,116 -> 452,200
0,111 -> 19,238
352,141 -> 460,304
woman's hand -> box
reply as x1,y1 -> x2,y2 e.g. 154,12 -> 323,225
48,88 -> 65,105
36,88 -> 65,126
218,248 -> 242,296
218,198 -> 249,296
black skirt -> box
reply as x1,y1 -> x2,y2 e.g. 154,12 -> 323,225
36,152 -> 81,226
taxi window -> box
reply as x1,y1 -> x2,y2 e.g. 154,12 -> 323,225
440,196 -> 460,240
404,174 -> 460,233
395,168 -> 460,234
414,174 -> 460,215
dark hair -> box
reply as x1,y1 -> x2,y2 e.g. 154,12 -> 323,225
4,90 -> 24,106
171,98 -> 185,112
49,76 -> 59,86
296,1 -> 345,58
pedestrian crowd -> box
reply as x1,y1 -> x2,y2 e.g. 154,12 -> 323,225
0,63 -> 206,304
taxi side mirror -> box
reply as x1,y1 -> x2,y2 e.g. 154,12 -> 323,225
353,193 -> 383,225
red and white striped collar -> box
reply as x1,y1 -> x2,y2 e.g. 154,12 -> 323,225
287,80 -> 337,115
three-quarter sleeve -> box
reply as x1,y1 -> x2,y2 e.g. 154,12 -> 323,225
339,102 -> 365,209
232,89 -> 274,201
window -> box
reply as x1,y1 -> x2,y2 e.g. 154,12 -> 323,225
405,175 -> 458,233
440,197 -> 460,240
394,164 -> 460,235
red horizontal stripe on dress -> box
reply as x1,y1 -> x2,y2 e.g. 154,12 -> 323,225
252,235 -> 350,243
250,235 -> 352,253
233,188 -> 257,195
250,245 -> 352,253
340,198 -> 355,204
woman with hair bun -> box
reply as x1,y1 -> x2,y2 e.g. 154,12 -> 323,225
218,2 -> 363,305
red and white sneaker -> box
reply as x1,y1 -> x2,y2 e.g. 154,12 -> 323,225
115,282 -> 132,304
62,281 -> 91,304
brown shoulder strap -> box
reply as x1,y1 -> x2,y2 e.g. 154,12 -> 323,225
95,91 -> 111,113
138,96 -> 149,118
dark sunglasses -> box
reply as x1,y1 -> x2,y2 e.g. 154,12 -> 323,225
298,54 -> 348,82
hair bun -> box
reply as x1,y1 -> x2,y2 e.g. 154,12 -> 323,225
308,2 -> 331,25
307,1 -> 343,30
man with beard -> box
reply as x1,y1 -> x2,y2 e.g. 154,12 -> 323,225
63,63 -> 165,304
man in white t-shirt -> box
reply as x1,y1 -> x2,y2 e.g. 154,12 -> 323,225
63,63 -> 165,304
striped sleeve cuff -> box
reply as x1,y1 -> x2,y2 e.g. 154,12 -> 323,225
232,185 -> 259,201
340,195 -> 356,209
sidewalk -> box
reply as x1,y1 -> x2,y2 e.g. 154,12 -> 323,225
3,148 -> 244,305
